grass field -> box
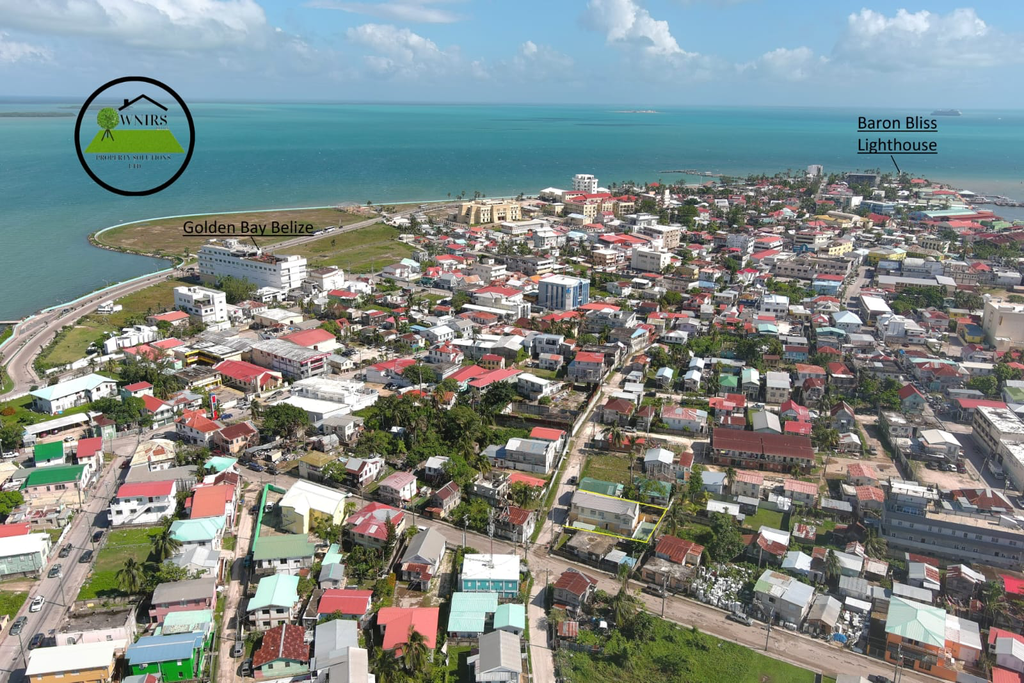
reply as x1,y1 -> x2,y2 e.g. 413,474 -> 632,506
556,617 -> 816,683
34,278 -> 189,370
0,592 -> 28,619
96,206 -> 367,256
582,452 -> 634,486
78,526 -> 161,600
288,223 -> 416,273
741,507 -> 784,532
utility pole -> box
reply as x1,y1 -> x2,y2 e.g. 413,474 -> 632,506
661,573 -> 668,618
764,607 -> 775,651
892,643 -> 902,683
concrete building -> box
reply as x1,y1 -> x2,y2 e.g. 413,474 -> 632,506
460,554 -> 521,598
753,570 -> 815,627
631,247 -> 671,273
455,200 -> 521,225
30,373 -> 117,415
569,490 -> 640,536
25,640 -> 123,683
173,286 -> 228,326
537,275 -> 589,311
110,481 -> 177,527
983,299 -> 1024,351
251,339 -> 329,379
572,173 -> 598,193
0,533 -> 51,579
198,240 -> 307,291
279,480 -> 348,535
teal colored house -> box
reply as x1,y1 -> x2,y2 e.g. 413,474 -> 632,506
447,592 -> 499,638
459,554 -> 521,599
578,477 -> 623,498
494,603 -> 526,637
126,631 -> 205,682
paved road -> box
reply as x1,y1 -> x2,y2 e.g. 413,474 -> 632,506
0,437 -> 135,683
1,268 -> 185,397
215,484 -> 261,683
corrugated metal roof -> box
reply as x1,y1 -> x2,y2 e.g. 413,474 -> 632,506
126,632 -> 204,665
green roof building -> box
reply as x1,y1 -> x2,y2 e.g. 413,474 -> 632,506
204,456 -> 237,473
578,477 -> 623,498
323,543 -> 343,567
447,592 -> 499,637
252,534 -> 317,573
720,374 -> 739,390
33,441 -> 66,467
493,603 -> 526,636
169,516 -> 225,545
21,465 -> 86,501
248,574 -> 301,629
885,596 -> 946,649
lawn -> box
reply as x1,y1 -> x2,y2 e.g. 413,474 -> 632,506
96,207 -> 366,256
288,223 -> 416,273
0,592 -> 28,619
78,526 -> 161,600
35,278 -> 189,371
443,646 -> 470,683
555,617 -> 816,683
222,535 -> 237,551
0,393 -> 93,428
582,452 -> 634,486
741,507 -> 784,532
45,529 -> 63,545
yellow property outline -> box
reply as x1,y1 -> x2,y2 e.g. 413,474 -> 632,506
565,488 -> 670,544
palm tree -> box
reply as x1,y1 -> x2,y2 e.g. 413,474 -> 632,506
373,648 -> 406,683
115,557 -> 145,595
864,529 -> 887,559
824,549 -> 841,584
611,570 -> 640,627
983,580 -> 1006,627
609,425 -> 624,450
401,626 -> 430,674
725,467 -> 737,492
150,522 -> 182,562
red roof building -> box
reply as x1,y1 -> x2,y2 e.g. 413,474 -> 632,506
252,624 -> 309,670
0,523 -> 31,538
529,427 -> 566,442
116,481 -> 175,499
189,485 -> 235,520
281,328 -> 337,349
711,428 -> 815,471
377,607 -> 440,653
654,536 -> 704,565
317,589 -> 374,617
76,436 -> 103,460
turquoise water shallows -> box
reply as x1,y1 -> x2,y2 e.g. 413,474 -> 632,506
2,103 -> 1024,321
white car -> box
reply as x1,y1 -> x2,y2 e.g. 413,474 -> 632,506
29,596 -> 45,613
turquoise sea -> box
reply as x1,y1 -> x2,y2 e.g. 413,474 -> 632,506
2,103 -> 1024,321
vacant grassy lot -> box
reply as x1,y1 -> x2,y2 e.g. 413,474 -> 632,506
582,452 -> 633,486
84,129 -> 184,154
35,278 -> 189,370
555,617 -> 815,683
96,207 -> 366,256
288,223 -> 416,273
0,592 -> 28,619
78,526 -> 161,600
741,507 -> 784,532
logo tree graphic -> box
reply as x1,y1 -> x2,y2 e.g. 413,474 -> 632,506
97,107 -> 118,141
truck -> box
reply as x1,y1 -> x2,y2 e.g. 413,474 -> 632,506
986,459 -> 1006,479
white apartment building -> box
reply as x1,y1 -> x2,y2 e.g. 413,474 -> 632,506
173,286 -> 228,325
572,173 -> 598,194
251,339 -> 329,379
759,294 -> 790,316
537,275 -> 589,311
110,480 -> 177,527
982,299 -> 1024,351
974,406 -> 1024,457
198,240 -> 308,291
637,224 -> 682,250
631,247 -> 672,273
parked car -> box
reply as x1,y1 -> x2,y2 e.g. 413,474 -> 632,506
92,530 -> 104,543
240,659 -> 253,677
47,564 -> 62,579
726,613 -> 752,626
248,463 -> 265,473
28,633 -> 45,649
868,676 -> 893,683
58,544 -> 72,558
29,596 -> 45,613
9,616 -> 27,635
79,549 -> 94,563
231,642 -> 245,658
642,584 -> 665,597
63,436 -> 76,443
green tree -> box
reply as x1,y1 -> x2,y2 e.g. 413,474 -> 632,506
97,107 -> 118,140
967,375 -> 999,397
150,521 -> 182,562
508,482 -> 539,508
115,557 -> 146,595
707,512 -> 743,562
320,319 -> 342,339
984,580 -> 1005,626
864,529 -> 887,559
0,491 -> 25,520
216,276 -> 258,304
0,422 -> 21,451
687,464 -> 705,502
261,403 -> 310,438
401,626 -> 431,675
824,549 -> 841,584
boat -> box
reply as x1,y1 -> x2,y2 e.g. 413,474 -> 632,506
931,109 -> 962,116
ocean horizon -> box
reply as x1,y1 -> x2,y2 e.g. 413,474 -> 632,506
2,103 -> 1024,321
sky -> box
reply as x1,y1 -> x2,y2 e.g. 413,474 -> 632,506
1,0 -> 1023,106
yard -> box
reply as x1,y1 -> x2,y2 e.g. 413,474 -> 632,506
0,591 -> 28,619
740,507 -> 784,532
581,452 -> 634,486
555,616 -> 816,683
78,526 -> 161,600
0,393 -> 93,429
288,223 -> 416,274
95,207 -> 366,257
35,277 -> 192,371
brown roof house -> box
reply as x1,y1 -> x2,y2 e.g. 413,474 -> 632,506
552,569 -> 598,614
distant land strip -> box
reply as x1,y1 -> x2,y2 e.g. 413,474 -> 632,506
0,112 -> 75,117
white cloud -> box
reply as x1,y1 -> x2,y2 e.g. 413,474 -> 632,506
345,23 -> 460,78
305,0 -> 465,24
739,46 -> 826,82
0,31 -> 51,63
835,8 -> 1023,70
502,40 -> 573,79
0,0 -> 270,51
582,0 -> 692,57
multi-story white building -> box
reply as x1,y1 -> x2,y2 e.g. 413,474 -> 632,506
631,247 -> 671,273
982,299 -> 1024,351
198,240 -> 308,291
110,480 -> 177,527
251,339 -> 329,379
572,173 -> 598,194
173,286 -> 228,326
636,224 -> 682,250
537,275 -> 589,311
